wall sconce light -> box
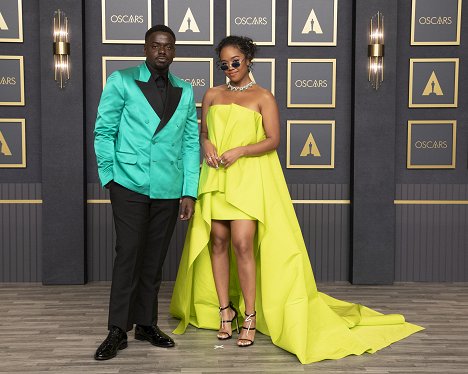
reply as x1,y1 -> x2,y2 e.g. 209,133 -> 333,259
53,9 -> 70,89
368,12 -> 384,90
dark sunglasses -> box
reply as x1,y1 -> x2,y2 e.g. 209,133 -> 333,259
218,59 -> 243,71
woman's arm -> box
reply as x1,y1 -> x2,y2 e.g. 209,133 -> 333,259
200,88 -> 220,168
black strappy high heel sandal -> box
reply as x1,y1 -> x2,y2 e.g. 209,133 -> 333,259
217,302 -> 239,340
237,311 -> 256,347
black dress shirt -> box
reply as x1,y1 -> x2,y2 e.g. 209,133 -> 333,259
146,62 -> 168,116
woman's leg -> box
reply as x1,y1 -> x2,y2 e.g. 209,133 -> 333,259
230,220 -> 257,345
210,220 -> 236,338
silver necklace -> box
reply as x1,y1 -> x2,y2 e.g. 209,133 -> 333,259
227,81 -> 256,92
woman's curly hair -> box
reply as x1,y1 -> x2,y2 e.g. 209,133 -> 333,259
215,35 -> 258,61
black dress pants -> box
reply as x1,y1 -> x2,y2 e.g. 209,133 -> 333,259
107,182 -> 179,331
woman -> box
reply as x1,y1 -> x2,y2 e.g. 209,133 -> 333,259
170,36 -> 423,362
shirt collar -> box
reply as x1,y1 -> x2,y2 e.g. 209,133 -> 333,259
146,62 -> 168,83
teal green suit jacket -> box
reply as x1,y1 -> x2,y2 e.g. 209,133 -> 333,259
94,63 -> 200,199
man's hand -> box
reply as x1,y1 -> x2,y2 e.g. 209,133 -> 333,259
179,197 -> 195,220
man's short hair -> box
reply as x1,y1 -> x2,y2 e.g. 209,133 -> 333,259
145,25 -> 176,43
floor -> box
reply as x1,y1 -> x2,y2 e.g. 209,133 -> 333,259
0,282 -> 467,373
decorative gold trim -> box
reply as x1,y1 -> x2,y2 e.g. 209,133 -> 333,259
252,58 -> 275,95
87,199 -> 111,204
101,0 -> 151,44
226,0 -> 276,45
287,59 -> 336,108
409,58 -> 459,108
407,120 -> 456,169
287,0 -> 338,46
286,120 -> 335,169
411,0 -> 462,45
0,118 -> 26,168
395,200 -> 468,205
0,199 -> 42,204
0,56 -> 25,106
0,0 -> 23,43
164,0 -> 214,45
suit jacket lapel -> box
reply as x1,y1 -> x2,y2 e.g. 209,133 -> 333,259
134,64 -> 183,135
135,80 -> 164,119
155,73 -> 182,135
134,63 -> 162,121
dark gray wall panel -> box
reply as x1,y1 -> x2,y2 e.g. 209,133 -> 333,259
0,184 -> 42,282
40,0 -> 86,284
352,0 -> 398,284
395,184 -> 468,281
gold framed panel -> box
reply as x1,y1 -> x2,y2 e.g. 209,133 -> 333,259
408,58 -> 459,108
101,0 -> 151,44
102,56 -> 213,107
0,118 -> 26,168
226,0 -> 276,46
102,56 -> 145,89
171,57 -> 214,107
287,0 -> 338,46
224,58 -> 276,95
0,55 -> 24,106
287,59 -> 336,108
411,0 -> 462,45
407,120 -> 456,169
286,120 -> 335,169
164,0 -> 214,45
0,0 -> 23,43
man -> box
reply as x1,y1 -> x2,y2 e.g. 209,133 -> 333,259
93,25 -> 199,360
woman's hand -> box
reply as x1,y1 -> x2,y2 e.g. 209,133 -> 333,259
219,147 -> 245,168
203,139 -> 220,168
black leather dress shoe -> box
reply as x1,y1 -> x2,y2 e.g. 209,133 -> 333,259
94,326 -> 128,361
135,325 -> 175,348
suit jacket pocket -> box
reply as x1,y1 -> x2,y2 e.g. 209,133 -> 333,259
116,151 -> 137,165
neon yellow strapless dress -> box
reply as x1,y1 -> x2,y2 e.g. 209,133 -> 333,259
170,104 -> 423,364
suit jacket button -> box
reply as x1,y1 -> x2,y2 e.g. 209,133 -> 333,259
152,139 -> 157,144
171,161 -> 174,165
145,119 -> 149,124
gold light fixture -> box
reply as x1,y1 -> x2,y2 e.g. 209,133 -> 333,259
368,12 -> 384,90
53,9 -> 70,89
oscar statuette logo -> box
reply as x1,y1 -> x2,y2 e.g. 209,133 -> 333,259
0,131 -> 12,156
422,71 -> 443,96
409,58 -> 458,107
0,11 -> 9,30
300,133 -> 321,157
179,8 -> 200,32
301,9 -> 323,34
